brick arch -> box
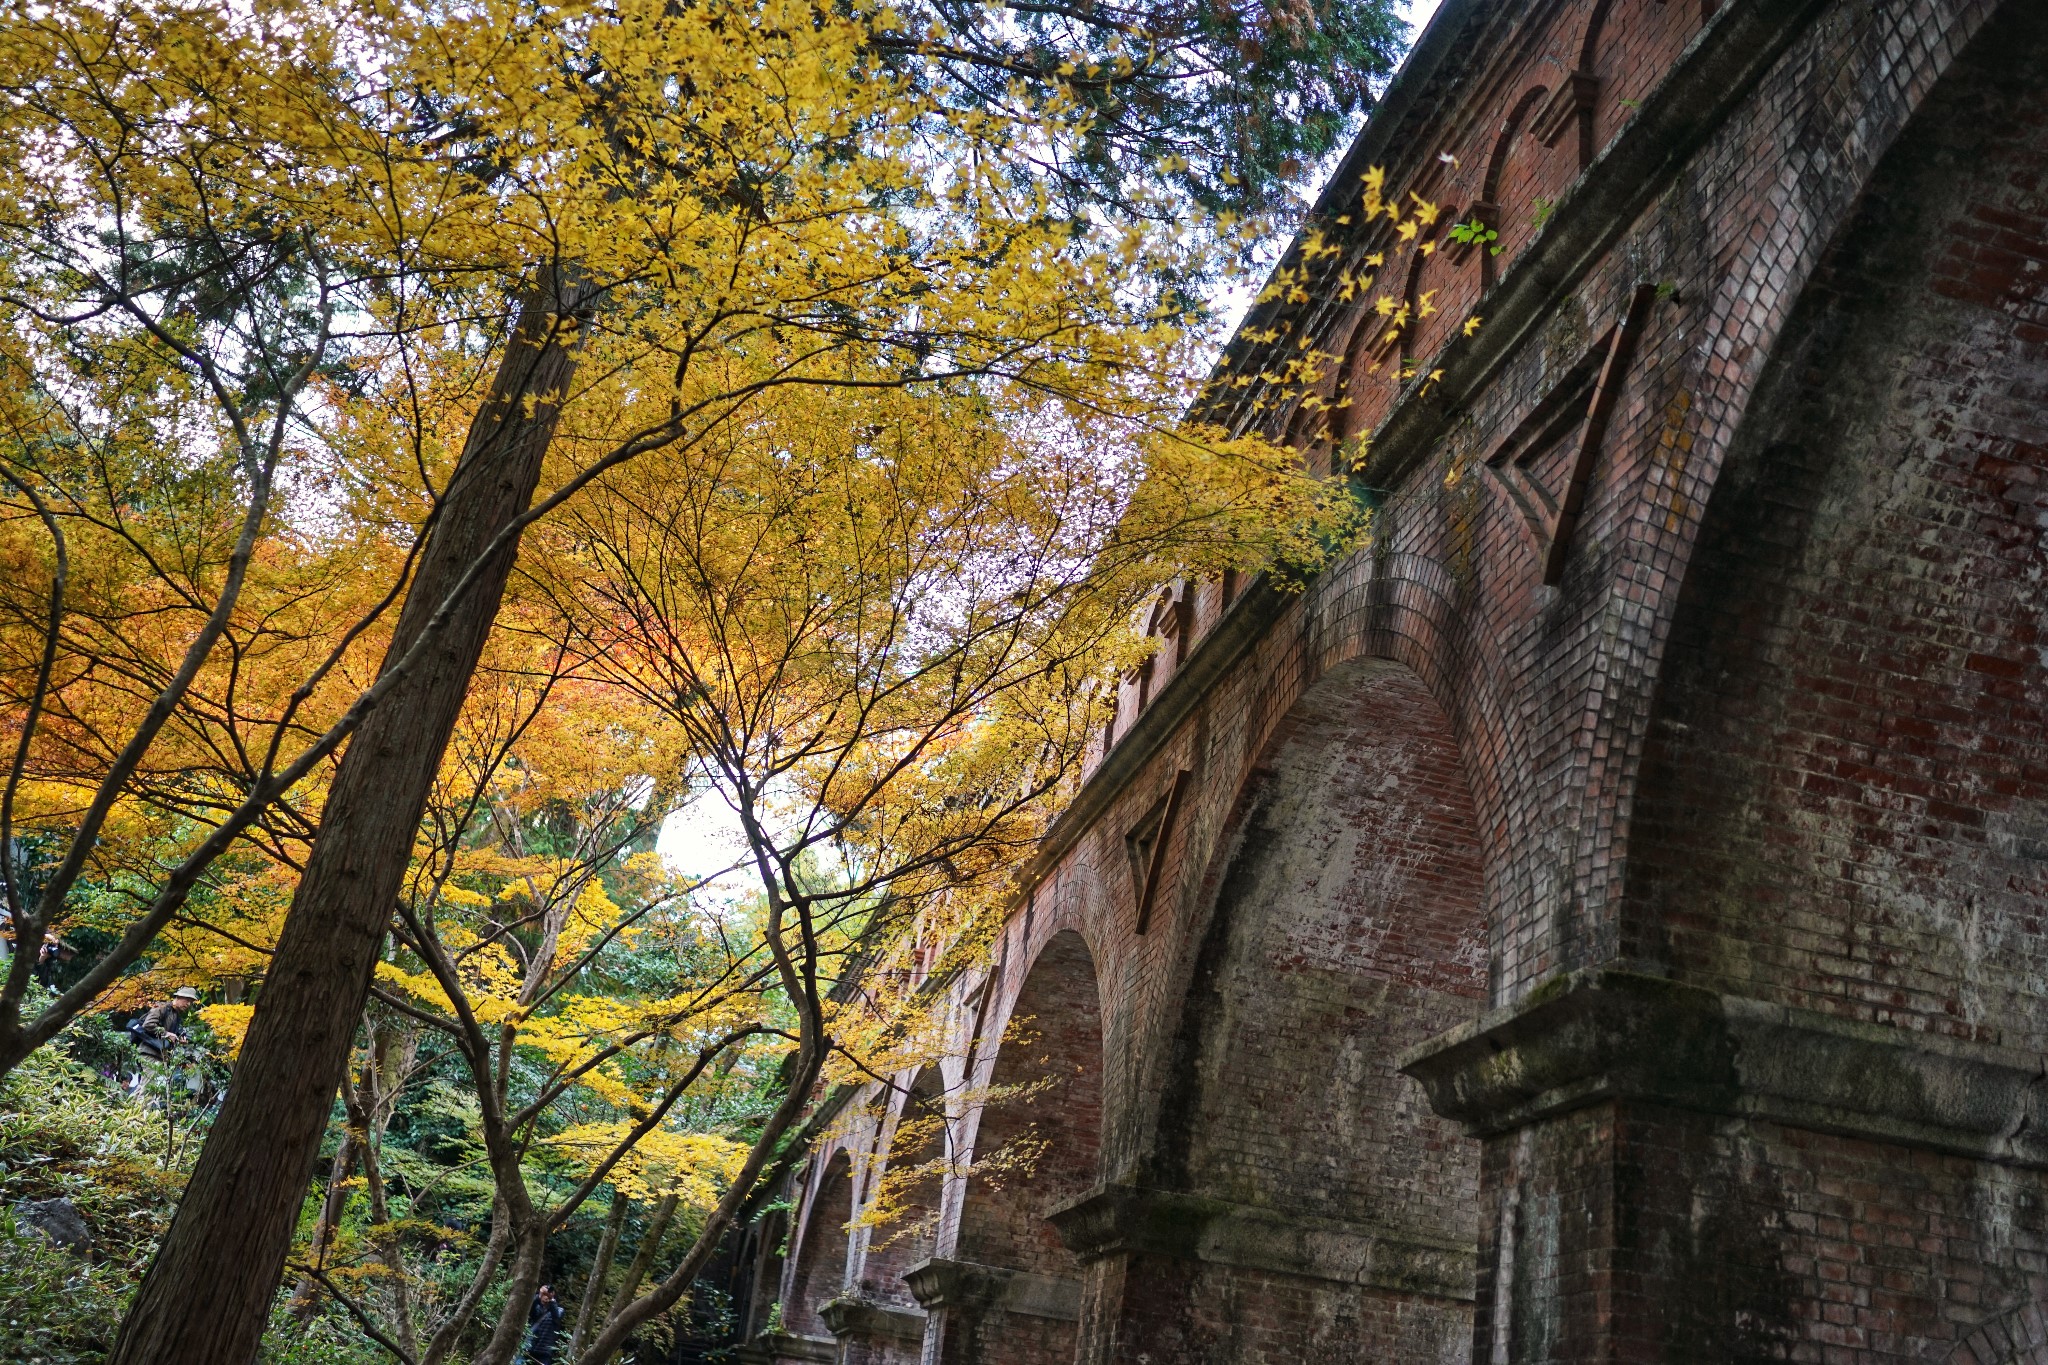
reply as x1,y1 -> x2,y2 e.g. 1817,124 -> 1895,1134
1300,538 -> 1529,938
1281,389 -> 1334,475
858,1066 -> 948,1317
930,928 -> 1104,1365
1477,85 -> 1550,290
1949,1305 -> 2048,1365
1575,0 -> 1619,74
1333,299 -> 1387,442
1398,206 -> 1463,370
1621,0 -> 2048,1053
1595,7 -> 2048,1355
783,1149 -> 854,1337
1123,656 -> 1486,1361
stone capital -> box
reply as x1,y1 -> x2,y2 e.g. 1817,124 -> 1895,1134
903,1257 -> 1081,1322
1045,1183 -> 1474,1301
1399,969 -> 2048,1167
818,1296 -> 926,1345
739,1331 -> 838,1364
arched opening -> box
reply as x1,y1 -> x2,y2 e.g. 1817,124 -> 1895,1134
1611,5 -> 2048,1356
937,929 -> 1104,1364
783,1151 -> 853,1341
1624,0 -> 2048,1066
1282,392 -> 1333,475
1127,658 -> 1487,1362
858,1067 -> 947,1307
1399,208 -> 1458,372
1477,86 -> 1548,290
1333,305 -> 1388,445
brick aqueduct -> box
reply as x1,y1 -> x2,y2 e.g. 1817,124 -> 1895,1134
726,0 -> 2048,1360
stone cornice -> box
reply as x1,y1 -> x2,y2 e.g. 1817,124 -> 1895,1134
1400,969 -> 2048,1167
903,1257 -> 1081,1322
737,1331 -> 838,1364
818,1296 -> 926,1344
1045,1184 -> 1475,1302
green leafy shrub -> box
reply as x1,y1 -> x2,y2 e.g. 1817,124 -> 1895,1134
0,1221 -> 128,1365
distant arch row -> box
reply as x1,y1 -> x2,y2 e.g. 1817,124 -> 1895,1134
752,657 -> 1493,1364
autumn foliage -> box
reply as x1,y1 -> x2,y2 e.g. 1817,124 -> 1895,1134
0,0 -> 1410,1354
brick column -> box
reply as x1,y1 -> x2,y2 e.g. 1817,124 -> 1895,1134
1403,972 -> 2048,1361
1049,1184 -> 1477,1362
906,1256 -> 1081,1365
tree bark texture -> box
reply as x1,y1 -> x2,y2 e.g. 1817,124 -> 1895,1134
571,1195 -> 630,1359
110,283 -> 591,1365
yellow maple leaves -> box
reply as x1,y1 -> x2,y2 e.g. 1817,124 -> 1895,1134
547,1126 -> 750,1205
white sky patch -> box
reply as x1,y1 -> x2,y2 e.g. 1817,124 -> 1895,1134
1209,0 -> 1449,335
657,790 -> 754,900
1399,0 -> 1449,45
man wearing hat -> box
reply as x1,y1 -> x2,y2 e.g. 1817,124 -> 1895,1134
133,986 -> 200,1060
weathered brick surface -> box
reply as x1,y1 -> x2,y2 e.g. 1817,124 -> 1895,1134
935,930 -> 1104,1365
786,1151 -> 855,1337
1101,1255 -> 1470,1365
1623,0 -> 2048,1053
761,0 -> 2048,1360
1150,661 -> 1483,1229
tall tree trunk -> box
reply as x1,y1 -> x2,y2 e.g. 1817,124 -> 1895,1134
474,1216 -> 549,1365
571,1195 -> 630,1359
422,1201 -> 513,1365
285,1122 -> 358,1319
109,278 -> 594,1365
588,1190 -> 679,1364
605,1192 -> 678,1327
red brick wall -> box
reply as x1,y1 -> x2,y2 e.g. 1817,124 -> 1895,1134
756,2 -> 2048,1361
785,1151 -> 853,1336
1104,660 -> 1485,1355
1523,11 -> 2048,1360
1479,1101 -> 2048,1364
1110,1255 -> 1473,1365
1622,0 -> 2048,1054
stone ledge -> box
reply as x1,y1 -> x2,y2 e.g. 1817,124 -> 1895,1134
1045,1183 -> 1475,1302
818,1296 -> 926,1344
1399,969 -> 2048,1167
904,1256 -> 1081,1321
737,1330 -> 838,1364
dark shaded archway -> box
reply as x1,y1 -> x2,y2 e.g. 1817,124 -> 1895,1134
1103,658 -> 1489,1363
782,1151 -> 853,1342
1624,0 -> 2048,1070
923,929 -> 1104,1365
1602,3 -> 2048,1356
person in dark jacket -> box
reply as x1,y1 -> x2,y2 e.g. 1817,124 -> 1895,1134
34,935 -> 77,990
133,986 -> 199,1059
523,1284 -> 566,1363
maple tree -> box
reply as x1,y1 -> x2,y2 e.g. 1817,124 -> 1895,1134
0,0 -> 1409,1353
